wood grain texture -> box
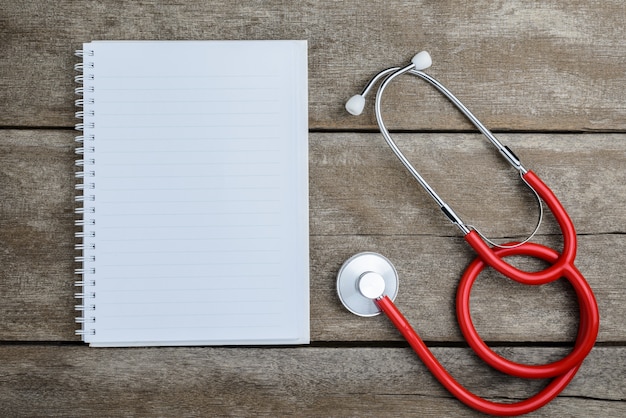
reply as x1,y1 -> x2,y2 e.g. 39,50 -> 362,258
312,234 -> 625,343
1,130 -> 623,342
0,345 -> 624,417
0,130 -> 76,340
310,133 -> 626,237
1,1 -> 625,130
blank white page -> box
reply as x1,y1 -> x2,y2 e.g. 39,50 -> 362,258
77,40 -> 309,346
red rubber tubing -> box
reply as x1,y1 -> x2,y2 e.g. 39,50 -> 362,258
458,243 -> 598,381
374,171 -> 600,415
464,170 -> 577,284
376,247 -> 598,416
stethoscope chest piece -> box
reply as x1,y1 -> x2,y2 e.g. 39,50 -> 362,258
337,252 -> 399,317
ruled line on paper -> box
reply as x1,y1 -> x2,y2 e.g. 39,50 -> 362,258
96,135 -> 280,141
98,324 -> 285,331
98,111 -> 280,116
96,273 -> 281,281
97,99 -> 281,104
98,86 -> 277,92
96,124 -> 280,128
97,74 -> 281,79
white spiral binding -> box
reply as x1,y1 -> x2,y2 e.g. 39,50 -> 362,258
74,48 -> 97,337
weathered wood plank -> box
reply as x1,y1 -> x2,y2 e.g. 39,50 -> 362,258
1,1 -> 625,131
0,130 -> 76,340
310,132 -> 626,237
0,130 -> 623,342
0,346 -> 623,417
311,234 -> 624,343
309,132 -> 626,342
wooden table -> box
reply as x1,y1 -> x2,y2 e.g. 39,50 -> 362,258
1,1 -> 625,416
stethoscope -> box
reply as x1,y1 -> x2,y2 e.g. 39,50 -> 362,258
336,52 -> 600,416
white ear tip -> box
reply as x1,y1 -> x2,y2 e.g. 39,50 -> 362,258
411,51 -> 432,70
345,94 -> 366,116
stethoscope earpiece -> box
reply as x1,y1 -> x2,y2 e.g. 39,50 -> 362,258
345,94 -> 365,116
411,50 -> 432,70
344,51 -> 431,116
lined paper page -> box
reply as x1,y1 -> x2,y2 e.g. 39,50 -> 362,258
80,41 -> 308,346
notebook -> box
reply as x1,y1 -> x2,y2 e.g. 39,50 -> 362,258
74,40 -> 309,347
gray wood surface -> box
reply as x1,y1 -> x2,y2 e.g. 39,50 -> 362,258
1,346 -> 625,417
1,0 -> 625,416
1,0 -> 626,131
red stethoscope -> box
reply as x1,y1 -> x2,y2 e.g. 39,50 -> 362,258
337,52 -> 599,416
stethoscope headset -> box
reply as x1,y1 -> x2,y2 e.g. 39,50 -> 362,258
336,51 -> 599,416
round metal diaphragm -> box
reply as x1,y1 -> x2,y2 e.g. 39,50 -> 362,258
336,252 -> 399,317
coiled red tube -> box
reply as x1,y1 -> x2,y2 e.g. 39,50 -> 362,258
375,241 -> 599,416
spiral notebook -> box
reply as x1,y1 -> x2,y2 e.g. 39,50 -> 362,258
74,40 -> 309,347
